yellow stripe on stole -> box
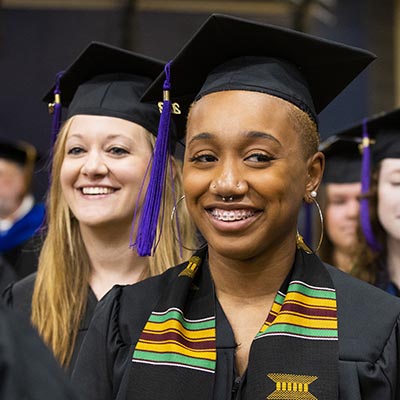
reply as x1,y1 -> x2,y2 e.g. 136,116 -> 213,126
143,321 -> 215,340
271,314 -> 338,329
279,310 -> 336,321
135,341 -> 216,360
284,292 -> 337,308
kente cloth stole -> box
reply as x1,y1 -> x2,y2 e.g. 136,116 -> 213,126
126,248 -> 338,400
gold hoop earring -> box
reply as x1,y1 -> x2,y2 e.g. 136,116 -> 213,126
171,195 -> 207,252
296,196 -> 324,254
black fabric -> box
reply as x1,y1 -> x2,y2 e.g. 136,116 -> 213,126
2,235 -> 42,280
142,13 -> 376,135
0,256 -> 16,294
66,73 -> 162,138
43,41 -> 169,138
2,273 -> 98,376
320,135 -> 362,183
0,301 -> 78,400
72,251 -> 400,400
331,108 -> 400,163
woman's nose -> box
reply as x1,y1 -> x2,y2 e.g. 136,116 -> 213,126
209,163 -> 247,198
80,151 -> 108,177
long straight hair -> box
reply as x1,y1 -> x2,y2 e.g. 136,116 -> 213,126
31,117 -> 196,367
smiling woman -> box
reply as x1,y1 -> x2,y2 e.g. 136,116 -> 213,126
2,42 -> 196,374
72,15 -> 400,400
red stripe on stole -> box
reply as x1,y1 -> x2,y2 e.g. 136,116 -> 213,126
140,331 -> 216,350
280,302 -> 337,318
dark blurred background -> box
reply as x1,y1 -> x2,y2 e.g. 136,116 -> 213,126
0,0 -> 397,200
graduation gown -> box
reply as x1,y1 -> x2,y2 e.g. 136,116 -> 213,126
0,255 -> 16,294
0,301 -> 78,400
2,272 -> 98,376
72,249 -> 400,400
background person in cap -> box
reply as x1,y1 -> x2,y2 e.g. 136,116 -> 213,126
351,108 -> 400,296
0,301 -> 79,400
72,14 -> 400,399
0,139 -> 45,280
3,41 -> 196,374
318,135 -> 362,272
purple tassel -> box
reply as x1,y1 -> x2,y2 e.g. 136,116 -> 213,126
360,118 -> 382,252
133,62 -> 173,256
50,71 -> 64,149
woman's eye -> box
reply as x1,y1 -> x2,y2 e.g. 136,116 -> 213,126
109,147 -> 129,155
329,199 -> 346,206
67,147 -> 84,155
189,154 -> 217,163
245,153 -> 274,163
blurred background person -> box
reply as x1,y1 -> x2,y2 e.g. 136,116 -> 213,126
352,108 -> 400,296
3,42 -> 196,374
318,134 -> 362,272
0,139 -> 45,279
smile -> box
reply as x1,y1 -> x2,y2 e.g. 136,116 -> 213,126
209,208 -> 256,222
81,187 -> 116,195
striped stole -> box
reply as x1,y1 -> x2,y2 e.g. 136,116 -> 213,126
127,249 -> 338,399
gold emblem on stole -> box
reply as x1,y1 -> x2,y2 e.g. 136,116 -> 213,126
179,256 -> 201,278
267,373 -> 318,399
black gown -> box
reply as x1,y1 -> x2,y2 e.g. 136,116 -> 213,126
0,301 -> 78,400
2,272 -> 98,376
72,250 -> 400,400
0,255 -> 16,294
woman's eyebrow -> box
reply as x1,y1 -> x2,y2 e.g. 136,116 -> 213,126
246,131 -> 282,146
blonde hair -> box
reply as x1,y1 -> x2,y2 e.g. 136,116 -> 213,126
32,117 -> 196,367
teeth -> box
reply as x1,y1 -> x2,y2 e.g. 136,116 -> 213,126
82,187 -> 114,195
211,209 -> 255,222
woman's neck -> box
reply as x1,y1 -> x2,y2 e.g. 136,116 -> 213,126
386,236 -> 400,289
208,243 -> 296,300
79,223 -> 148,300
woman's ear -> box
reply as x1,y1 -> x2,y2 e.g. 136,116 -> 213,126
305,151 -> 325,200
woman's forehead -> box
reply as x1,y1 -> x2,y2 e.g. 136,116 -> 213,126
186,91 -> 296,140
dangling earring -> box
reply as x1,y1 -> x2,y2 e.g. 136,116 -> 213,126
171,195 -> 207,252
296,191 -> 324,254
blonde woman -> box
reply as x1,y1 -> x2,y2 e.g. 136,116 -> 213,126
3,42 -> 195,374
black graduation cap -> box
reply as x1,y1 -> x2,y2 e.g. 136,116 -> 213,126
134,13 -> 376,257
43,41 -> 166,138
142,13 -> 376,135
0,138 -> 38,167
320,134 -> 362,184
334,108 -> 400,163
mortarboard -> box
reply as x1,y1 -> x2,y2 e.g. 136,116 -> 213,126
143,13 -> 376,134
0,138 -> 38,167
134,13 -> 376,256
320,134 -> 363,184
335,108 -> 400,163
43,41 -> 168,143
